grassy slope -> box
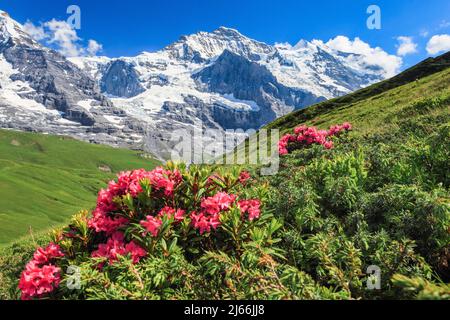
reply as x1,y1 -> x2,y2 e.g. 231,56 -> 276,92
0,130 -> 160,245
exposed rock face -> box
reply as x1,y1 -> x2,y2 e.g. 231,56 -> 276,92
2,43 -> 102,125
100,60 -> 145,98
193,50 -> 324,125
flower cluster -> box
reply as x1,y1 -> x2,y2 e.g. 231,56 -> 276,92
191,192 -> 237,234
238,171 -> 251,185
19,165 -> 265,299
18,243 -> 64,300
89,168 -> 182,234
140,206 -> 186,237
140,215 -> 163,237
91,231 -> 147,265
279,122 -> 352,155
238,199 -> 261,221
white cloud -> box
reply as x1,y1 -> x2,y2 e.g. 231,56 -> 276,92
314,36 -> 402,78
396,36 -> 418,56
426,34 -> 450,55
22,19 -> 103,57
87,39 -> 103,56
44,19 -> 82,57
23,20 -> 47,41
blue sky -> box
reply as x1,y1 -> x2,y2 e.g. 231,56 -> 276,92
2,0 -> 450,70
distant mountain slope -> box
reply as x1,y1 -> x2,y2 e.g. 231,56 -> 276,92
0,129 -> 159,245
231,51 -> 450,161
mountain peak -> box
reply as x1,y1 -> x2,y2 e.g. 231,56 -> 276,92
0,10 -> 35,46
212,26 -> 243,36
293,39 -> 311,50
164,26 -> 274,62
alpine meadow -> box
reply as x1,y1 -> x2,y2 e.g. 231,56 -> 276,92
0,1 -> 449,302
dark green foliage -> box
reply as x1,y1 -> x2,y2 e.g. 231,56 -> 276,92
263,115 -> 449,299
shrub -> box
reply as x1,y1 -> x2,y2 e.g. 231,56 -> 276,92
264,121 -> 449,299
278,123 -> 352,155
17,163 -> 290,300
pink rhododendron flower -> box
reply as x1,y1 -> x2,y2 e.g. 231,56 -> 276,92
201,192 -> 237,215
324,141 -> 334,149
18,243 -> 65,300
158,206 -> 185,223
294,125 -> 307,135
140,216 -> 163,237
91,232 -> 147,265
238,199 -> 261,221
190,211 -> 221,235
32,243 -> 64,265
342,122 -> 352,131
88,167 -> 183,234
19,163 -> 268,300
19,263 -> 61,300
88,208 -> 129,234
191,192 -> 237,234
238,171 -> 251,185
125,242 -> 148,264
279,123 -> 352,155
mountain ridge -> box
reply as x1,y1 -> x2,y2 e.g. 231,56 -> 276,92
1,10 -> 399,158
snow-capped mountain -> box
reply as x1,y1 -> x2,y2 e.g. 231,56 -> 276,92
0,11 -> 392,159
0,10 -> 146,147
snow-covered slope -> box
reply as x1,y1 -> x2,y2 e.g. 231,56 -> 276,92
0,10 -> 147,148
1,10 -> 395,159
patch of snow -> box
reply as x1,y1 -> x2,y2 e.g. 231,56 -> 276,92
77,99 -> 95,112
0,54 -> 58,114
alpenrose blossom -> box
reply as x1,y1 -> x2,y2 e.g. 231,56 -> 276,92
279,122 -> 352,155
19,263 -> 61,300
140,215 -> 163,237
190,192 -> 237,234
191,192 -> 262,234
18,243 -> 64,300
91,231 -> 147,265
158,206 -> 186,223
88,167 -> 183,234
19,168 -> 265,299
201,192 -> 237,215
238,199 -> 261,221
140,206 -> 186,238
32,242 -> 64,265
238,171 -> 251,185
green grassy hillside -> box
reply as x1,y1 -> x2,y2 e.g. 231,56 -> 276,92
230,53 -> 448,298
0,130 -> 159,245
